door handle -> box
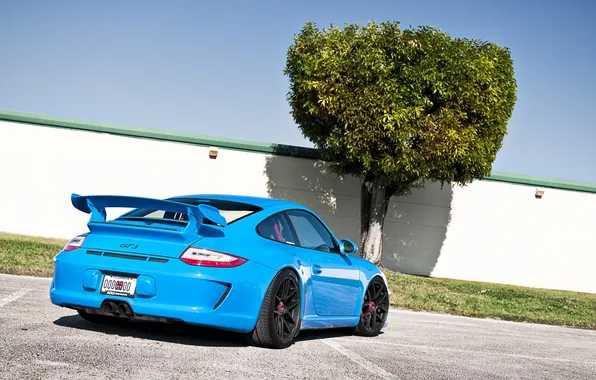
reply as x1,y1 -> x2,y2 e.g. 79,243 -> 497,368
312,264 -> 322,274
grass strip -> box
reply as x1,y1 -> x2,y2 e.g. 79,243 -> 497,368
1,232 -> 594,329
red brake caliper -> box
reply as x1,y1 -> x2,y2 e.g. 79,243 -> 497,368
277,301 -> 285,313
361,301 -> 375,316
368,301 -> 376,313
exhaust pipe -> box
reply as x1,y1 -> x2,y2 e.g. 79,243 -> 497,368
102,301 -> 133,317
104,301 -> 117,315
117,303 -> 132,317
124,303 -> 133,317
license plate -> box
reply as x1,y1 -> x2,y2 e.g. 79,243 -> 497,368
100,274 -> 137,297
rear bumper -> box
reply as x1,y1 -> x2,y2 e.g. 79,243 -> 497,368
49,249 -> 276,333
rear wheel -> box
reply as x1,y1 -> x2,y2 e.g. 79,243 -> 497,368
77,310 -> 130,326
248,268 -> 301,349
353,277 -> 389,337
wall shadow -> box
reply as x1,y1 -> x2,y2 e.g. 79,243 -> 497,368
382,183 -> 453,276
264,155 -> 454,276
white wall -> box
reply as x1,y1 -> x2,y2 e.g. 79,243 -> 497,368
433,180 -> 596,293
2,120 -> 596,293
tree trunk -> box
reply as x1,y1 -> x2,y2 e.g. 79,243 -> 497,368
360,171 -> 374,247
360,173 -> 391,266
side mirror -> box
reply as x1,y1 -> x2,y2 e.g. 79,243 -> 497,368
339,239 -> 358,256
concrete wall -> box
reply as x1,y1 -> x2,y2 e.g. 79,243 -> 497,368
2,119 -> 596,293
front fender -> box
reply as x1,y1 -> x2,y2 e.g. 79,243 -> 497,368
351,257 -> 391,315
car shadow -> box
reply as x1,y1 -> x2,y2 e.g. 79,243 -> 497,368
296,327 -> 385,342
53,314 -> 247,347
53,314 -> 369,347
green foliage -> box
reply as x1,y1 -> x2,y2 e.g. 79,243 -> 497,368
0,232 -> 65,276
284,21 -> 517,194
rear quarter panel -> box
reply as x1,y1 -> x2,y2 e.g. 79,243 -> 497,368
195,203 -> 389,320
190,208 -> 307,314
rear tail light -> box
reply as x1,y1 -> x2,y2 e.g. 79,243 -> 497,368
63,235 -> 86,251
180,247 -> 247,268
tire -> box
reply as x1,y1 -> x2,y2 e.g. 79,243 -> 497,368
248,268 -> 302,349
353,277 -> 389,337
77,310 -> 130,326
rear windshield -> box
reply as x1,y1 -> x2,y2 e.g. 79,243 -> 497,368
122,198 -> 262,225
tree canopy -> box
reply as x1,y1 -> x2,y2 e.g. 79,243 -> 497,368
285,21 -> 517,192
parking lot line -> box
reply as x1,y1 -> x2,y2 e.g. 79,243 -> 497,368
322,339 -> 399,380
0,273 -> 52,282
0,289 -> 30,307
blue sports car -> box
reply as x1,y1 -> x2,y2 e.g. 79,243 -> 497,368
50,193 -> 390,349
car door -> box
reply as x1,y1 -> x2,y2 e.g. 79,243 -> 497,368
284,209 -> 361,316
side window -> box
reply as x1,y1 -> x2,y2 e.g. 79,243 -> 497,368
257,214 -> 297,245
285,210 -> 337,252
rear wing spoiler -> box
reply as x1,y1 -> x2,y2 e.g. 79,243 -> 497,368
71,193 -> 227,240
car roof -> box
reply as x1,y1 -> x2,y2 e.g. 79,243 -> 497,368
169,194 -> 302,208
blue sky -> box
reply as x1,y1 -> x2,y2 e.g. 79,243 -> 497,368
1,0 -> 595,183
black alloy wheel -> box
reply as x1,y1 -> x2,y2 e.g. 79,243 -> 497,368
273,274 -> 300,341
248,269 -> 301,349
354,277 -> 389,336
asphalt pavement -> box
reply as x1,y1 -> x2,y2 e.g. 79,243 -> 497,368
1,273 -> 595,379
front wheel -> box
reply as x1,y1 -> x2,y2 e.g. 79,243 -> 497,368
248,268 -> 301,349
353,277 -> 389,337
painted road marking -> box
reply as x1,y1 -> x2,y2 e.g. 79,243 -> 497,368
322,339 -> 399,380
329,337 -> 596,365
0,286 -> 47,293
34,359 -> 70,367
0,273 -> 52,281
0,289 -> 30,307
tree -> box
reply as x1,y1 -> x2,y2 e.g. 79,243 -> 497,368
283,21 -> 517,265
